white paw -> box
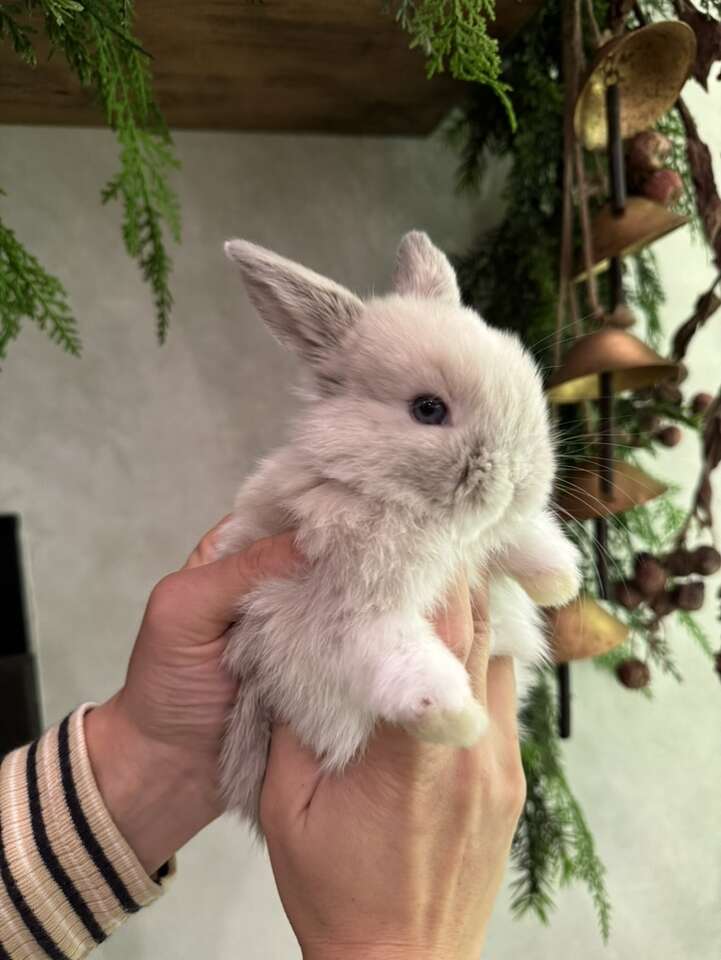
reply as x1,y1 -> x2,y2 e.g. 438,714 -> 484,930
410,696 -> 488,748
518,566 -> 581,607
394,648 -> 487,747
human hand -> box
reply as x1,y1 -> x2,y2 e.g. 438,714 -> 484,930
261,579 -> 525,960
85,520 -> 302,873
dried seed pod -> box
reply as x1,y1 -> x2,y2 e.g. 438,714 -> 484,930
656,425 -> 682,447
616,657 -> 651,689
655,382 -> 683,405
651,590 -> 676,617
665,548 -> 697,577
691,545 -> 721,576
634,552 -> 667,597
612,579 -> 644,610
642,169 -> 684,207
692,391 -> 713,414
670,579 -> 706,611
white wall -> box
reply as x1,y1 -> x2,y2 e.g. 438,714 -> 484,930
0,80 -> 719,959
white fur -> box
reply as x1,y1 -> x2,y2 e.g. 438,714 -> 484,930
219,231 -> 581,828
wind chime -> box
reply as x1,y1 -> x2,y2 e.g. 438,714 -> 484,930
546,20 -> 696,736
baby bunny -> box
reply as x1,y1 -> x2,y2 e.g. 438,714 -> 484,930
217,231 -> 580,828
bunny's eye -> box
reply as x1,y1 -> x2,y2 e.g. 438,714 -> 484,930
410,395 -> 448,426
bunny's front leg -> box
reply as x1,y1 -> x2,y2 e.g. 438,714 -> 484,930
356,611 -> 487,748
500,510 -> 581,607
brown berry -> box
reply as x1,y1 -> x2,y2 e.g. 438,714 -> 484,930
651,590 -> 676,617
642,169 -> 683,207
608,304 -> 637,328
616,658 -> 651,689
670,580 -> 705,611
633,553 -> 667,597
612,579 -> 644,610
664,549 -> 696,577
626,131 -> 672,174
692,392 -> 713,414
655,425 -> 682,447
691,546 -> 721,577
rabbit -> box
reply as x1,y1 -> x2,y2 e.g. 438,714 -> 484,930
216,230 -> 581,829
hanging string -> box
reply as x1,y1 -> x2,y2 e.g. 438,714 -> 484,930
582,0 -> 603,46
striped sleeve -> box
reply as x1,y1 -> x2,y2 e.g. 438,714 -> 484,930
0,705 -> 174,959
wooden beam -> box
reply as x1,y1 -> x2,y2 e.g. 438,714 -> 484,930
0,0 -> 543,135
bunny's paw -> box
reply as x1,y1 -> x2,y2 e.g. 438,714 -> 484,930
518,564 -> 581,607
409,697 -> 488,748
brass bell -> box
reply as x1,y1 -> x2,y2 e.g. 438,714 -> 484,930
546,596 -> 629,663
574,197 -> 689,281
555,459 -> 667,521
546,326 -> 679,403
575,21 -> 696,151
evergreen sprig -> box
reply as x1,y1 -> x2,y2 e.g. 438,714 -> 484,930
513,670 -> 611,941
0,216 -> 80,359
393,0 -> 515,127
0,0 -> 180,355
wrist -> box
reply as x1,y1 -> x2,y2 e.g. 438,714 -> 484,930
85,693 -> 220,874
301,943 -> 452,960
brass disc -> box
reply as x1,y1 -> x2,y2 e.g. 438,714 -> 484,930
555,459 -> 667,521
546,326 -> 679,404
573,197 -> 689,282
575,21 -> 696,151
546,596 -> 629,663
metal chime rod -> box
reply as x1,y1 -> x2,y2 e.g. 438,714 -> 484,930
595,81 -> 626,600
557,662 -> 571,738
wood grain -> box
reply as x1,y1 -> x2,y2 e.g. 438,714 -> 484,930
0,0 -> 543,134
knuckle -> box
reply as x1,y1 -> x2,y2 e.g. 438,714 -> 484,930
145,573 -> 182,625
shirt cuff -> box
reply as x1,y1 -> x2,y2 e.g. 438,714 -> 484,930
0,704 -> 175,959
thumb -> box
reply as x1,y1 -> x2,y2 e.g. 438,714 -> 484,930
148,532 -> 304,636
261,724 -> 323,830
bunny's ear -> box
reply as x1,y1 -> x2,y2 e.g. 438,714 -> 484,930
225,239 -> 363,364
392,231 -> 460,305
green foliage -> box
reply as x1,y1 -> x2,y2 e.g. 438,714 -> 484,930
677,610 -> 714,658
513,670 -> 611,941
452,0 -> 563,371
393,0 -> 514,127
0,217 -> 80,359
628,248 -> 665,349
0,4 -> 37,63
0,0 -> 180,354
657,107 -> 699,229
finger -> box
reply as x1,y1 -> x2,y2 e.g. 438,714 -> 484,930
160,532 -> 305,634
467,582 -> 491,705
432,575 -> 473,663
183,514 -> 234,569
261,723 -> 323,826
486,656 -> 519,743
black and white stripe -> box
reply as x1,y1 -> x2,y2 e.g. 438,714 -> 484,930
57,715 -> 141,916
0,713 -> 151,959
0,810 -> 70,960
26,739 -> 107,944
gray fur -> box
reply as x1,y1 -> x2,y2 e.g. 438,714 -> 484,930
219,232 -> 581,830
